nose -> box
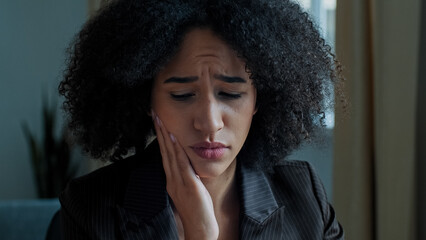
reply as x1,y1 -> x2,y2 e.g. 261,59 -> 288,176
193,96 -> 224,137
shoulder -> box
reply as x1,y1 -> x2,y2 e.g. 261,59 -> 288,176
60,142 -> 159,210
269,160 -> 328,212
272,160 -> 325,197
269,160 -> 330,217
61,156 -> 135,199
59,142 -> 162,238
270,160 -> 321,188
58,154 -> 141,234
59,156 -> 137,212
267,160 -> 344,239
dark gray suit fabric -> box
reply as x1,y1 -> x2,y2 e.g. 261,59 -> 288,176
59,142 -> 344,239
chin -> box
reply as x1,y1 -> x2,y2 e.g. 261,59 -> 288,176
194,168 -> 225,179
189,156 -> 236,179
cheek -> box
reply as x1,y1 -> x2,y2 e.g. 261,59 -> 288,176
151,93 -> 173,126
240,103 -> 256,132
153,100 -> 189,138
227,106 -> 255,135
155,105 -> 180,129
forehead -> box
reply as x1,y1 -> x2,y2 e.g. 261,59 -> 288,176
158,28 -> 247,74
178,29 -> 232,56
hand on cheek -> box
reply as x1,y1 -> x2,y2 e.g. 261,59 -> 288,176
152,110 -> 219,240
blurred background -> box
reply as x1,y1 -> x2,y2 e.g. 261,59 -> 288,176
0,0 -> 424,239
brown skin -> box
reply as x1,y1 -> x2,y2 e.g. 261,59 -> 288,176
151,29 -> 257,239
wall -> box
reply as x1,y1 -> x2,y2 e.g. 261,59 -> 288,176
0,0 -> 87,199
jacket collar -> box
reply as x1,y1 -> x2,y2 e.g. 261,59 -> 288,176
121,141 -> 169,219
237,161 -> 281,224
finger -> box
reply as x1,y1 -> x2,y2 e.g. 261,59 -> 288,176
154,112 -> 198,186
156,115 -> 180,173
169,133 -> 199,184
152,110 -> 172,178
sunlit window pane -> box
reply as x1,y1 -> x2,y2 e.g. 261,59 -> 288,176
296,0 -> 336,129
288,0 -> 337,199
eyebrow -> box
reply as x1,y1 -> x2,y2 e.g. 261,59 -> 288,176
214,74 -> 247,83
163,75 -> 247,84
163,77 -> 198,83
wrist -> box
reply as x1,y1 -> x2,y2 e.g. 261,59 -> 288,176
182,222 -> 219,240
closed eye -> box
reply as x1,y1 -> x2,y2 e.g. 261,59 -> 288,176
219,92 -> 242,99
170,93 -> 195,101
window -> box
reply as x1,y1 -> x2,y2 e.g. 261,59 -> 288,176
299,0 -> 336,128
288,0 -> 337,199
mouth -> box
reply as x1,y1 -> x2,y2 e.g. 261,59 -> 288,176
190,142 -> 228,159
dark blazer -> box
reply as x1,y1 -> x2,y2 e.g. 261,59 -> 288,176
59,142 -> 343,239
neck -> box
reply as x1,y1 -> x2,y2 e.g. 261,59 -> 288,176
200,159 -> 238,213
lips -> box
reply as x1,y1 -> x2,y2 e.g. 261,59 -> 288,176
190,142 -> 227,159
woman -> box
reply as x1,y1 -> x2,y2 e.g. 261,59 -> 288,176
59,0 -> 344,239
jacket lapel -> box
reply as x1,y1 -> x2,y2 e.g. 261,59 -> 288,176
238,162 -> 285,239
116,142 -> 178,240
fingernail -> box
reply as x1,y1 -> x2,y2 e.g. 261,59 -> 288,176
155,115 -> 162,126
169,133 -> 176,143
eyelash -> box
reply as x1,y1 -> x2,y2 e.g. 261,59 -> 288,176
219,92 -> 242,99
170,93 -> 195,101
170,92 -> 242,101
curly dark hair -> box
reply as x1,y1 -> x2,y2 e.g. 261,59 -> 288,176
59,0 -> 343,169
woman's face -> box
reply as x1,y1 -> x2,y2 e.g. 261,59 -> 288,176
151,28 -> 257,179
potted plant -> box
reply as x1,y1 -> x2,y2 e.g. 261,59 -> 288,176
22,93 -> 77,198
